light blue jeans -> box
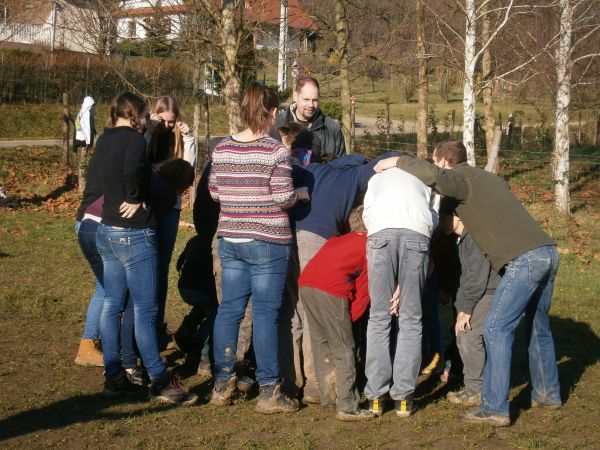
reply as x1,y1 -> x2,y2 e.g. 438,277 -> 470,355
96,224 -> 166,380
481,245 -> 561,416
75,220 -> 104,340
365,228 -> 429,401
213,238 -> 291,386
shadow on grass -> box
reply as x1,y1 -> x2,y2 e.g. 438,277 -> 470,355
0,378 -> 214,442
509,316 -> 600,421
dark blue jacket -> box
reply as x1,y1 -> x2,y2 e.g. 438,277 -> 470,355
291,153 -> 398,239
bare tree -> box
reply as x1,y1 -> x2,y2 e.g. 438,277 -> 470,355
552,0 -> 600,214
335,0 -> 351,151
416,0 -> 428,159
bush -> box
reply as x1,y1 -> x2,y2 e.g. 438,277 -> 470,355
319,99 -> 342,121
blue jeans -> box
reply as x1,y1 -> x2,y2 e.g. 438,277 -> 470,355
96,224 -> 166,380
365,228 -> 429,400
213,238 -> 291,386
481,245 -> 561,416
76,220 -> 104,340
156,208 -> 181,327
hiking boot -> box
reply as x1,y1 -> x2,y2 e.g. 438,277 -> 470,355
103,371 -> 142,397
210,376 -> 238,406
197,360 -> 212,378
368,396 -> 386,417
126,366 -> 150,386
75,339 -> 103,367
447,389 -> 481,406
255,383 -> 300,414
336,408 -> 375,422
236,375 -> 255,393
531,399 -> 562,410
149,373 -> 197,406
394,396 -> 416,417
462,407 -> 510,427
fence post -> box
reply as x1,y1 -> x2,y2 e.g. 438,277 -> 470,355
450,109 -> 455,137
62,92 -> 71,168
350,95 -> 355,153
78,146 -> 87,193
594,111 -> 599,146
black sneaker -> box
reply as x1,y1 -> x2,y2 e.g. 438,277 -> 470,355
394,396 -> 416,417
103,371 -> 142,397
126,366 -> 150,386
255,383 -> 299,414
368,396 -> 386,417
149,373 -> 198,406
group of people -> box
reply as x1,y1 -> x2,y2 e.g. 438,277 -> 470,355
74,76 -> 562,426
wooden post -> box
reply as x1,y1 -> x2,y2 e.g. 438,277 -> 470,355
62,92 -> 70,168
78,146 -> 87,193
350,95 -> 355,153
577,110 -> 582,145
594,111 -> 599,146
450,109 -> 455,136
385,101 -> 391,145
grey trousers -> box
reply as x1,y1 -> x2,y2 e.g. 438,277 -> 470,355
279,230 -> 325,396
456,293 -> 493,392
365,228 -> 429,401
301,286 -> 360,413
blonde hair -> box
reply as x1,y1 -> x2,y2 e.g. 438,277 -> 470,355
348,205 -> 366,232
148,96 -> 184,163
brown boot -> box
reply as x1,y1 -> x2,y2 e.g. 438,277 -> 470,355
255,383 -> 299,414
75,339 -> 103,367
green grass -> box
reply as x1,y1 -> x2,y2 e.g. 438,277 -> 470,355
1,146 -> 600,448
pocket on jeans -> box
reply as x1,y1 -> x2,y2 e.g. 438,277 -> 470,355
528,257 -> 551,284
367,238 -> 390,269
405,240 -> 429,272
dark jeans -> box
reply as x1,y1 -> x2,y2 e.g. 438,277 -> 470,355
179,287 -> 218,362
156,208 -> 181,327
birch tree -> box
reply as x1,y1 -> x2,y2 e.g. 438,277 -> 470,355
552,0 -> 600,214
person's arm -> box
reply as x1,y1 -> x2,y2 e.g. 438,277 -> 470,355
122,136 -> 147,204
375,155 -> 470,201
182,133 -> 197,169
270,145 -> 298,210
207,160 -> 219,202
350,259 -> 371,322
333,125 -> 346,158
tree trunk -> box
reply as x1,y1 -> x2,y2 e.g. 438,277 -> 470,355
336,0 -> 351,153
62,92 -> 70,168
553,0 -> 572,215
463,0 -> 477,166
221,0 -> 243,134
484,125 -> 502,173
416,0 -> 428,159
481,2 -> 497,171
78,146 -> 87,193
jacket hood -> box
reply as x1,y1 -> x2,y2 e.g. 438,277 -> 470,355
81,96 -> 95,110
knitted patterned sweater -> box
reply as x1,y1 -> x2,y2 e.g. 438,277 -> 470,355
208,136 -> 297,244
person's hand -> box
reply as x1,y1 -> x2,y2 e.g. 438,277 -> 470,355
389,285 -> 400,316
373,156 -> 400,173
295,187 -> 310,202
177,121 -> 191,135
455,312 -> 472,335
119,201 -> 142,219
146,113 -> 161,132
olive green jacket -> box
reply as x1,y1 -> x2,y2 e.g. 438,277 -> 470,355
395,156 -> 553,272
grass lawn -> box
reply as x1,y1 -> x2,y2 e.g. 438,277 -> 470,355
1,146 -> 600,448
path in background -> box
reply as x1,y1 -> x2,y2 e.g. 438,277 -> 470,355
0,139 -> 61,148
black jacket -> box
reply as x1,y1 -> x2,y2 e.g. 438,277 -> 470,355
271,105 -> 346,160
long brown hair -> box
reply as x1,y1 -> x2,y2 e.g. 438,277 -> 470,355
241,82 -> 279,134
147,96 -> 184,163
106,92 -> 147,132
